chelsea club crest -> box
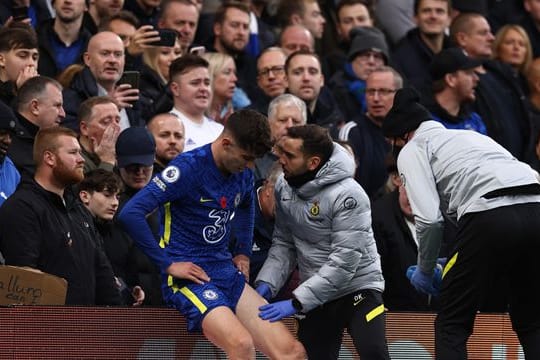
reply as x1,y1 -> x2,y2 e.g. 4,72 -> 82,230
203,290 -> 218,301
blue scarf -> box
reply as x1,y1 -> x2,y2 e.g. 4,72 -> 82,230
345,63 -> 367,113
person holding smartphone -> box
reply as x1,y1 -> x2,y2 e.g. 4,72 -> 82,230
139,37 -> 182,120
0,0 -> 53,28
62,31 -> 144,131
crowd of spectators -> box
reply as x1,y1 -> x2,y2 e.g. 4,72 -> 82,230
0,0 -> 538,316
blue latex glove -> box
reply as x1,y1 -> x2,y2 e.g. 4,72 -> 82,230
255,282 -> 272,301
406,264 -> 443,296
259,300 -> 297,322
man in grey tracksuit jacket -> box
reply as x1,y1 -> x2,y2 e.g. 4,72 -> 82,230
255,124 -> 389,360
383,88 -> 540,360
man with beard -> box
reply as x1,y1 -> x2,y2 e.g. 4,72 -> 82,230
255,124 -> 390,360
36,0 -> 92,78
206,1 -> 258,104
424,47 -> 486,134
249,94 -> 306,288
0,126 -> 122,305
147,112 -> 185,174
392,0 -> 452,91
62,31 -> 142,131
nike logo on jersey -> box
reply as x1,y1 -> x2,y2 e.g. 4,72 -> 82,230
200,197 -> 213,203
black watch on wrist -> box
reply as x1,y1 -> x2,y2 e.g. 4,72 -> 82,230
292,298 -> 303,311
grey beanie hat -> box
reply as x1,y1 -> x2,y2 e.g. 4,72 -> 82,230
348,26 -> 389,63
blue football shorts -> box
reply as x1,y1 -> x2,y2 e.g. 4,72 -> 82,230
163,261 -> 246,332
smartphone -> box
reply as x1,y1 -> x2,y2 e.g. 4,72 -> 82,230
117,71 -> 140,89
189,46 -> 206,56
149,29 -> 177,47
12,6 -> 29,21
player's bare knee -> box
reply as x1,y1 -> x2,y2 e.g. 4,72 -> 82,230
268,338 -> 306,359
228,333 -> 255,356
290,339 -> 307,359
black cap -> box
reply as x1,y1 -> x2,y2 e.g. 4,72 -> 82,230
115,127 -> 156,168
429,47 -> 483,80
348,26 -> 389,63
382,88 -> 432,138
0,101 -> 17,133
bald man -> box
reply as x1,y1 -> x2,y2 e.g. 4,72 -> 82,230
147,113 -> 185,174
279,25 -> 315,56
62,31 -> 143,131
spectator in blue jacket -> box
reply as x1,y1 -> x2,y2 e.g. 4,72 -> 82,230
0,100 -> 19,206
424,47 -> 487,134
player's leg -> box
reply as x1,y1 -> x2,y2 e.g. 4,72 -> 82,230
435,211 -> 490,360
506,203 -> 540,358
296,299 -> 346,360
347,289 -> 390,360
163,273 -> 256,359
235,284 -> 306,360
201,306 -> 256,360
436,206 -> 525,359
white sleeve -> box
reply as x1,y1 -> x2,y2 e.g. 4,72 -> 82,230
398,142 -> 444,274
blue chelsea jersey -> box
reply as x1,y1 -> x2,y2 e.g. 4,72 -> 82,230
120,144 -> 255,269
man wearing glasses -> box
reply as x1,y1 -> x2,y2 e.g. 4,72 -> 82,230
339,66 -> 402,198
250,47 -> 288,115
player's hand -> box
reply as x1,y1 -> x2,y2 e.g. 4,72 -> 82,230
167,261 -> 210,284
233,254 -> 250,281
259,300 -> 297,322
255,282 -> 272,301
132,285 -> 145,306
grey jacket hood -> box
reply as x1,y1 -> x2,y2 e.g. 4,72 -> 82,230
297,143 -> 356,198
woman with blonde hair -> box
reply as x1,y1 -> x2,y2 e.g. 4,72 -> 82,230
202,52 -> 238,124
139,38 -> 182,120
492,24 -> 533,93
